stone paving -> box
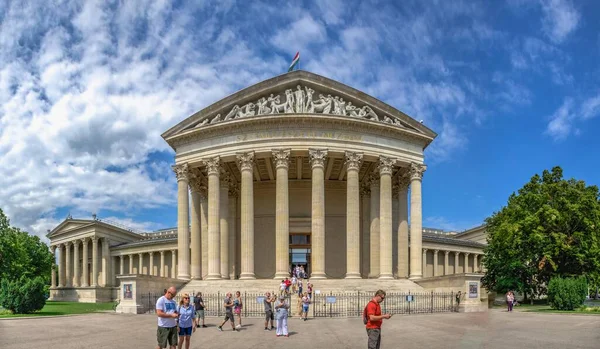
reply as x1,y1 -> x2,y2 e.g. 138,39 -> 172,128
1,309 -> 599,349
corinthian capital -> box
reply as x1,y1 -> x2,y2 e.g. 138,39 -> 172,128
378,156 -> 396,176
272,149 -> 291,169
308,148 -> 328,169
172,163 -> 190,181
189,177 -> 206,194
344,151 -> 363,172
409,163 -> 427,181
236,152 -> 255,172
398,172 -> 410,191
203,156 -> 221,176
220,169 -> 232,189
369,171 -> 380,187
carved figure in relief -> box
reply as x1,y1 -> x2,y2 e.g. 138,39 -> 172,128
269,94 -> 286,114
323,95 -> 333,114
392,118 -> 406,128
294,85 -> 305,113
284,89 -> 295,113
210,114 -> 222,124
238,102 -> 256,118
358,105 -> 379,121
383,115 -> 394,124
346,102 -> 359,117
197,118 -> 209,127
304,87 -> 315,113
224,105 -> 240,121
256,97 -> 271,115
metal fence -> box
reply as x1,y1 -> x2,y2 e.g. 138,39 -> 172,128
140,290 -> 456,318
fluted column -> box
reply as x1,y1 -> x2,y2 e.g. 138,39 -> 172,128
433,250 -> 439,277
422,248 -> 428,278
379,156 -> 395,279
149,252 -> 154,276
345,151 -> 363,278
160,251 -> 165,277
360,186 -> 371,278
219,171 -> 231,279
273,149 -> 291,279
309,149 -> 328,279
119,255 -> 124,275
238,152 -> 256,280
65,241 -> 72,287
444,251 -> 450,275
73,240 -> 80,287
171,250 -> 177,278
51,245 -> 57,288
473,254 -> 479,272
138,253 -> 143,275
81,238 -> 89,287
128,254 -> 134,274
91,237 -> 98,287
454,252 -> 460,274
190,176 -> 203,280
409,163 -> 426,279
200,186 -> 209,279
58,244 -> 65,287
397,174 -> 410,278
464,253 -> 470,273
228,185 -> 238,279
173,163 -> 191,280
102,238 -> 110,286
368,173 -> 380,278
204,157 -> 222,280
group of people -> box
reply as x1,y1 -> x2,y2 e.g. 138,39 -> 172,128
506,291 -> 517,312
155,285 -> 392,349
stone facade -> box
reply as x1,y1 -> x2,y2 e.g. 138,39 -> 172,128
47,71 -> 487,305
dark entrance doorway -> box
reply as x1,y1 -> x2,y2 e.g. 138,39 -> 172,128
289,233 -> 311,277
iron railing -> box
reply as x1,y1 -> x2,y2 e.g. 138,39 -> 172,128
140,291 -> 456,318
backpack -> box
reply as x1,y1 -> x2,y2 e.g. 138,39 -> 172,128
363,300 -> 376,325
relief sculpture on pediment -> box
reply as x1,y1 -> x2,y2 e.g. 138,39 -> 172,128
196,84 -> 412,130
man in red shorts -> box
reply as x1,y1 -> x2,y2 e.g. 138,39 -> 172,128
365,289 -> 392,349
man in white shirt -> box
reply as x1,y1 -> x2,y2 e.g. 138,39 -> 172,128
156,286 -> 179,349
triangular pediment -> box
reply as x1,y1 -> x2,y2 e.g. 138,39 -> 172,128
47,219 -> 94,238
162,71 -> 437,142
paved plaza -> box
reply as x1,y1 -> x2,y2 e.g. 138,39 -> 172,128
1,309 -> 598,349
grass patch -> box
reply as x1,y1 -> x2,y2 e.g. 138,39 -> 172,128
521,304 -> 600,315
0,301 -> 114,318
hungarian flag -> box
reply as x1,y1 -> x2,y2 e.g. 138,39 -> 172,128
288,52 -> 300,72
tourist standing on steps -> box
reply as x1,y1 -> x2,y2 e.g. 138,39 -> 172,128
365,290 -> 392,349
217,292 -> 237,332
193,292 -> 206,328
274,294 -> 290,337
176,293 -> 196,349
155,286 -> 179,349
307,282 -> 313,299
263,292 -> 276,331
297,278 -> 303,296
233,290 -> 243,328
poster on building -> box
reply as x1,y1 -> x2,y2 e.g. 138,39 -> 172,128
123,284 -> 133,299
468,282 -> 478,298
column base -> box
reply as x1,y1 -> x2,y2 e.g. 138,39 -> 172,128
274,272 -> 289,279
310,273 -> 327,280
378,274 -> 394,280
220,275 -> 230,280
177,274 -> 191,280
205,273 -> 222,280
409,274 -> 423,280
344,273 -> 362,279
239,273 -> 256,280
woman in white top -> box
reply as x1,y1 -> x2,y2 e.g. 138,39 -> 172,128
274,295 -> 290,337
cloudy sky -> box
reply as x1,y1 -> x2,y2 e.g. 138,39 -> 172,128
1,0 -> 599,240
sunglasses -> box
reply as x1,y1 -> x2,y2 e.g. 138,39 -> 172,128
183,297 -> 189,299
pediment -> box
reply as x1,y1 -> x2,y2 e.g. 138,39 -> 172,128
47,219 -> 94,238
162,71 -> 437,142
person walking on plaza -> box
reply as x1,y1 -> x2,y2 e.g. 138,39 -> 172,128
301,292 -> 310,321
364,290 -> 392,349
155,286 -> 179,349
506,291 -> 514,312
176,293 -> 196,349
217,292 -> 237,332
233,290 -> 244,328
263,292 -> 276,331
274,294 -> 290,337
193,292 -> 206,328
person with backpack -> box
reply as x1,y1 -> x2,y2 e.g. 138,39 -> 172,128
176,293 -> 196,349
363,289 -> 392,349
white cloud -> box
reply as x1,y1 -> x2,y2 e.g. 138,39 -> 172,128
271,15 -> 327,54
545,94 -> 600,140
540,0 -> 580,43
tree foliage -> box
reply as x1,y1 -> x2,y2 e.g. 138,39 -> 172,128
0,276 -> 47,314
547,276 -> 587,310
482,167 -> 600,300
0,208 -> 53,285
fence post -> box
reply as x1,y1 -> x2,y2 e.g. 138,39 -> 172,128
244,291 -> 247,317
431,291 -> 434,313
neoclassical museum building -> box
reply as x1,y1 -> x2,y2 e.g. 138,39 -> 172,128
48,71 -> 487,308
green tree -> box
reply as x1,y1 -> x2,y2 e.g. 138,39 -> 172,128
482,167 -> 600,302
0,209 -> 54,285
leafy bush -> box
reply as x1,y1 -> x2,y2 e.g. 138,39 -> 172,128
0,276 -> 47,314
547,276 -> 587,310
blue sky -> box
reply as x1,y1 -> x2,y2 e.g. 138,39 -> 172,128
1,0 -> 599,239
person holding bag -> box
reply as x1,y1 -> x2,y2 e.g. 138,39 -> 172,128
176,293 -> 196,349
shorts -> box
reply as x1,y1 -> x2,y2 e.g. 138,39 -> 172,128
303,305 -> 309,313
223,312 -> 234,323
157,326 -> 177,348
178,326 -> 193,336
196,309 -> 205,319
234,307 -> 241,315
265,310 -> 274,321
